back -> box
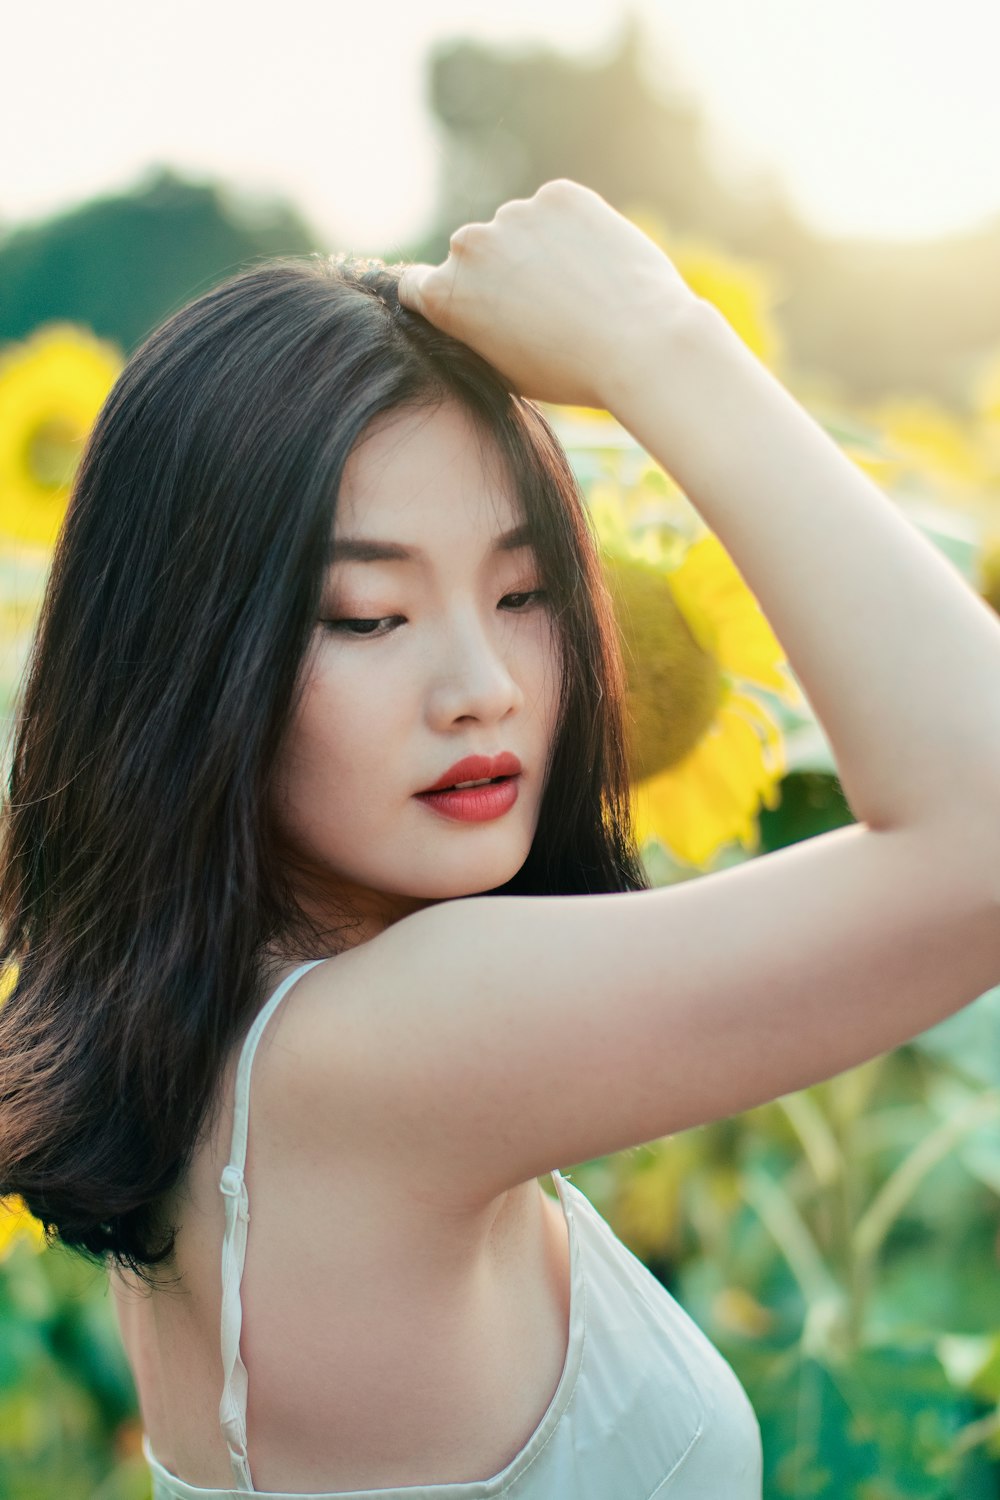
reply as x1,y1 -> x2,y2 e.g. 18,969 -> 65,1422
114,957 -> 762,1497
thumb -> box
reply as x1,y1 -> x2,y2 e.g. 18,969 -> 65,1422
397,262 -> 435,315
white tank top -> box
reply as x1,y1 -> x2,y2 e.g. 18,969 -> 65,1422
142,959 -> 763,1498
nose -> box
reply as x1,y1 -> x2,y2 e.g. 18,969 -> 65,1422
424,606 -> 526,729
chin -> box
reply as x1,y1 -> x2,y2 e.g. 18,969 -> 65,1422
406,850 -> 531,902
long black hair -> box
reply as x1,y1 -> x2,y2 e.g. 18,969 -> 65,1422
0,253 -> 648,1287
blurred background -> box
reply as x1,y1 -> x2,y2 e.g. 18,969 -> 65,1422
3,1 -> 1000,1495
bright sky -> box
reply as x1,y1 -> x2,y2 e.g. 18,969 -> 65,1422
3,0 -> 1000,251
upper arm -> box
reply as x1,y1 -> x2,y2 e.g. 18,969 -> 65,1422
289,820 -> 1000,1205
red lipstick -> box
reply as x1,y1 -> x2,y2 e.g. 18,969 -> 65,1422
419,752 -> 522,794
416,752 -> 522,823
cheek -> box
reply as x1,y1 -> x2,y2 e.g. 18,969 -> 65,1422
268,666 -> 341,829
529,620 -> 564,734
273,656 -> 400,818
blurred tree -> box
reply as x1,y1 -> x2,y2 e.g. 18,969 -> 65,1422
0,166 -> 325,354
418,12 -> 796,262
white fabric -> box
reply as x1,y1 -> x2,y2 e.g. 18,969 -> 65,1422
142,960 -> 764,1498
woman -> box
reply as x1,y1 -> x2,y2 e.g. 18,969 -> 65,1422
2,179 -> 999,1497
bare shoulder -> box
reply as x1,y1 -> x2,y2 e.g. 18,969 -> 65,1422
271,822 -> 1000,1208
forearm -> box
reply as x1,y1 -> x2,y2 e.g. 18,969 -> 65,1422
604,299 -> 1000,841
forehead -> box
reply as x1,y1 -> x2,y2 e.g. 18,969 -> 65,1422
335,400 -> 523,536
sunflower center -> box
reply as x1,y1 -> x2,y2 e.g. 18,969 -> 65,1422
602,551 -> 722,782
23,417 -> 82,491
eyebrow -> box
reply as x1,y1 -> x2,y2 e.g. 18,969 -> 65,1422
327,521 -> 537,565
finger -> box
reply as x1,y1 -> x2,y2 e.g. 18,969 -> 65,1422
397,263 -> 436,314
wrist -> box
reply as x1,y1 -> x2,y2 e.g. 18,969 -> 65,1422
598,295 -> 733,424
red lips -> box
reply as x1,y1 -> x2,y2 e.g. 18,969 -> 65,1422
418,752 -> 522,794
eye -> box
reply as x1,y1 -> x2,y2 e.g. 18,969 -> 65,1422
319,591 -> 549,639
500,589 -> 548,612
321,615 -> 403,637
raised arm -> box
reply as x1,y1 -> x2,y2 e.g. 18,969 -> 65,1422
280,182 -> 1000,1207
604,286 -> 1000,845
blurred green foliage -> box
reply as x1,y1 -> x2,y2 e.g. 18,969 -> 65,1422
0,167 -> 323,356
0,1242 -> 147,1498
565,993 -> 1000,1497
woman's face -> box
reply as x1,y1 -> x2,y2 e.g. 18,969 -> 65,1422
269,398 -> 563,945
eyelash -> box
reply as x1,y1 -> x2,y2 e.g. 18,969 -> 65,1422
321,590 -> 549,638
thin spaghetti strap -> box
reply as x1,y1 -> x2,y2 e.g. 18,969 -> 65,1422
218,958 -> 328,1490
549,1166 -> 569,1202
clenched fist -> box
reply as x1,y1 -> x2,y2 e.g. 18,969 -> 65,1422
397,180 -> 701,410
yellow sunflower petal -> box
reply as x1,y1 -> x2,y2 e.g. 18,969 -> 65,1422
691,724 -> 764,845
725,690 -> 788,782
635,760 -> 726,869
0,1195 -> 47,1260
666,534 -> 803,705
632,769 -> 708,862
636,700 -> 783,866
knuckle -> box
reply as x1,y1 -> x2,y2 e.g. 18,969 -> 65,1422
537,178 -> 577,202
494,196 -> 529,219
449,221 -> 487,251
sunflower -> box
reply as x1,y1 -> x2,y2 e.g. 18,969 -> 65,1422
590,483 -> 803,870
0,1195 -> 47,1261
0,323 -> 123,549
